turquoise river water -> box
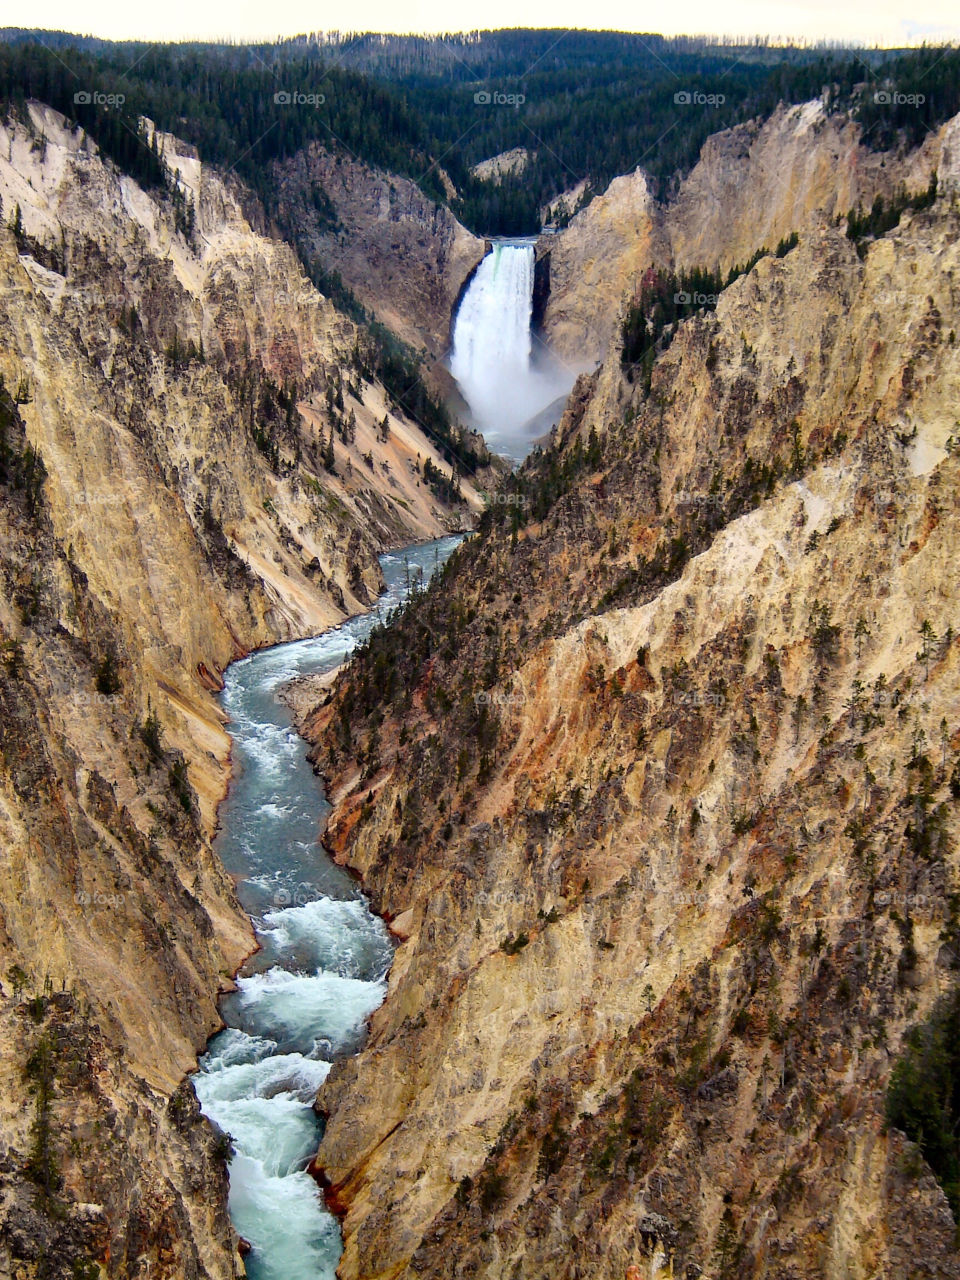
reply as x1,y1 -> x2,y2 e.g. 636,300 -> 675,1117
191,535 -> 463,1280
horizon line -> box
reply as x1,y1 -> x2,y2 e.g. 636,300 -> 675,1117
3,25 -> 959,51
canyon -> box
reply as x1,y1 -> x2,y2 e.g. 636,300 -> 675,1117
540,99 -> 950,364
305,107 -> 960,1280
0,100 -> 480,1278
271,145 -> 484,357
0,62 -> 958,1280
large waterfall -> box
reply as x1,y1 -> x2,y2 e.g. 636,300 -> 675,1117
450,240 -> 573,458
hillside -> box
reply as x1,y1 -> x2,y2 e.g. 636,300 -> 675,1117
304,110 -> 960,1280
2,36 -> 960,1280
541,99 -> 947,363
0,100 -> 481,1279
270,145 -> 484,355
4,34 -> 960,237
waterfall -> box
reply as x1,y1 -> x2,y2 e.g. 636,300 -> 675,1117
450,242 -> 535,413
450,241 -> 572,458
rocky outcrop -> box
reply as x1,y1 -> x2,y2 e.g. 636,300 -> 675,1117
470,148 -> 531,183
539,166 -> 666,367
542,100 -> 945,364
0,377 -> 249,1277
0,101 -> 484,807
306,164 -> 960,1280
0,100 -> 481,1278
271,144 -> 485,354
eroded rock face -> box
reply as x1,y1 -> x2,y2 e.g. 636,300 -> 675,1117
0,379 -> 249,1278
471,148 -> 531,183
307,169 -> 960,1280
0,102 -> 483,814
542,100 -> 945,364
0,101 -> 480,1278
538,167 -> 666,374
271,143 -> 485,354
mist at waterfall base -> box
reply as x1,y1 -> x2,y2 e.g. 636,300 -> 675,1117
450,241 -> 575,460
191,536 -> 463,1280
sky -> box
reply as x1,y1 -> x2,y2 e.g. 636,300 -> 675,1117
15,0 -> 960,47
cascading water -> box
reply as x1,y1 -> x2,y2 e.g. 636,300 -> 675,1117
450,240 -> 574,459
450,242 -> 535,419
191,536 -> 462,1280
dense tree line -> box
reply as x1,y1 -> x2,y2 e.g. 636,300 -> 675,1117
3,33 -> 960,238
0,32 -> 954,454
855,45 -> 960,150
845,172 -> 938,257
0,39 -> 487,478
619,241 -> 794,390
441,46 -> 960,232
0,41 -> 447,203
886,987 -> 960,1219
0,42 -> 168,190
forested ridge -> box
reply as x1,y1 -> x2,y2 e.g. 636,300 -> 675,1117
2,32 -> 960,236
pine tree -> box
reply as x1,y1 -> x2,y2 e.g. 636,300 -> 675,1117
712,1207 -> 742,1278
855,615 -> 870,661
918,618 -> 937,679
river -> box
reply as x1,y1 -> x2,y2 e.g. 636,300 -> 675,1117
191,534 -> 464,1280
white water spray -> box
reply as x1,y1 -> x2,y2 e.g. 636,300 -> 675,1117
450,241 -> 573,458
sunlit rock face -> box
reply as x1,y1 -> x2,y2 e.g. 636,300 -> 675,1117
305,122 -> 960,1280
542,100 -> 945,365
0,101 -> 480,1278
271,142 -> 485,356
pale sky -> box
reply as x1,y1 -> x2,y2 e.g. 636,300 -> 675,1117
17,0 -> 960,47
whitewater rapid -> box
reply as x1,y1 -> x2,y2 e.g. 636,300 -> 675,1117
449,240 -> 573,459
191,536 -> 463,1280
